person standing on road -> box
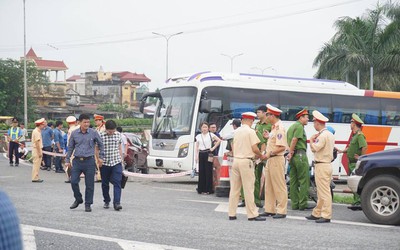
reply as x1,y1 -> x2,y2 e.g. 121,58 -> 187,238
286,108 -> 313,211
100,120 -> 124,211
32,118 -> 46,183
0,190 -> 23,250
195,122 -> 221,194
64,116 -> 79,183
337,113 -> 367,210
209,122 -> 222,190
41,121 -> 54,171
94,114 -> 106,182
305,110 -> 335,223
66,114 -> 104,212
19,122 -> 29,144
238,105 -> 271,208
6,118 -> 23,167
53,120 -> 65,173
228,112 -> 267,221
260,104 -> 288,219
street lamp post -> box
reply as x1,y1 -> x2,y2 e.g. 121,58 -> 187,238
23,0 -> 28,126
152,32 -> 183,80
251,66 -> 277,75
221,53 -> 243,72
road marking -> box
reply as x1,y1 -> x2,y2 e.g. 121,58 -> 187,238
22,225 -> 37,250
21,224 -> 196,250
213,203 -> 396,229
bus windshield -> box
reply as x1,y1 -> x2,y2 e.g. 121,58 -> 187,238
152,87 -> 197,139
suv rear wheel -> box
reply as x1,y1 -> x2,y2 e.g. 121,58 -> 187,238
361,175 -> 400,225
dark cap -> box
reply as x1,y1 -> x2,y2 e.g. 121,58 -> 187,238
11,118 -> 18,123
230,119 -> 241,127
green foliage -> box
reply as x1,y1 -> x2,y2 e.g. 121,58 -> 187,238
314,2 -> 400,91
0,59 -> 48,119
333,194 -> 354,204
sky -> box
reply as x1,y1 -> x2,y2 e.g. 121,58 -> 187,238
0,0 -> 387,91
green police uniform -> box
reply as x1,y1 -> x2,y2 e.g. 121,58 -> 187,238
347,113 -> 367,205
287,121 -> 310,210
347,129 -> 367,205
240,120 -> 271,207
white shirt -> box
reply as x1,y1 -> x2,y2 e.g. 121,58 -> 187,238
121,133 -> 128,155
195,132 -> 216,150
18,147 -> 28,156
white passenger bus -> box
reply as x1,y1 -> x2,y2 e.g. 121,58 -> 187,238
140,72 -> 400,176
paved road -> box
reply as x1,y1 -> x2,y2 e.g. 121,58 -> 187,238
0,153 -> 399,250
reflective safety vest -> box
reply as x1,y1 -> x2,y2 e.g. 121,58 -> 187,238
9,127 -> 20,140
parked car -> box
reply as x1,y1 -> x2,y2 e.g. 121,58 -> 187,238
347,148 -> 400,225
123,133 -> 149,174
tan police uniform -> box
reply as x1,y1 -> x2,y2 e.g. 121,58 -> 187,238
228,112 -> 261,219
31,119 -> 44,181
310,111 -> 335,220
264,118 -> 288,215
94,114 -> 106,181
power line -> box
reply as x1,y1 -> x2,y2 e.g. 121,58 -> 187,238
0,0 -> 365,52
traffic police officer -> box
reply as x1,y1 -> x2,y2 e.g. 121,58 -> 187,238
260,104 -> 288,219
228,112 -> 267,221
238,105 -> 271,208
32,118 -> 46,183
94,114 -> 106,182
65,116 -> 79,183
306,110 -> 335,223
338,113 -> 367,210
286,108 -> 312,210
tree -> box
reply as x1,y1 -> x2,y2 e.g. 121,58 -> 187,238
0,59 -> 48,120
313,2 -> 400,91
98,103 -> 129,119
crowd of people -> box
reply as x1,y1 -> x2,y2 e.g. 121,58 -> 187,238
5,114 -> 128,212
194,104 -> 368,223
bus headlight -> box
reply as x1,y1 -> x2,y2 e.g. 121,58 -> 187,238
178,143 -> 189,158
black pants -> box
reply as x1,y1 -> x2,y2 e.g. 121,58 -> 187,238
198,151 -> 213,193
8,142 -> 19,164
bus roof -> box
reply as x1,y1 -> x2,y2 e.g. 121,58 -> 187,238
165,72 -> 400,99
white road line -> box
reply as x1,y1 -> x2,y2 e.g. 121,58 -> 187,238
21,225 -> 36,250
213,203 -> 396,229
21,224 -> 196,250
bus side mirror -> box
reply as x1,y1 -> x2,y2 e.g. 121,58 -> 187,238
199,99 -> 211,113
140,92 -> 161,113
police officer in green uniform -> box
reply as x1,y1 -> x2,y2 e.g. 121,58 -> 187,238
287,108 -> 312,210
238,105 -> 271,208
338,113 -> 367,210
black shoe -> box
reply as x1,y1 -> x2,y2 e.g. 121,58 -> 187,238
300,205 -> 315,211
237,201 -> 246,207
14,164 -> 19,167
65,180 -> 71,183
103,202 -> 110,209
32,179 -> 44,183
259,212 -> 276,217
305,215 -> 320,220
229,216 -> 237,220
95,179 -> 102,183
70,200 -> 83,209
272,214 -> 286,219
315,218 -> 331,223
347,205 -> 362,211
248,216 -> 266,221
85,205 -> 92,212
114,203 -> 122,211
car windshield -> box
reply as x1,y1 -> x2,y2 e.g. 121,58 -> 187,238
152,87 -> 197,139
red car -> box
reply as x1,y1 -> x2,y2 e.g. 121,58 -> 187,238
123,133 -> 149,174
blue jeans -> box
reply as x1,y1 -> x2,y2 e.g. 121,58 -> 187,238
55,155 -> 63,171
100,163 -> 123,204
42,146 -> 52,168
71,157 -> 96,205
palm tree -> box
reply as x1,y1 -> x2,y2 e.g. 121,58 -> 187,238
313,2 -> 400,91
